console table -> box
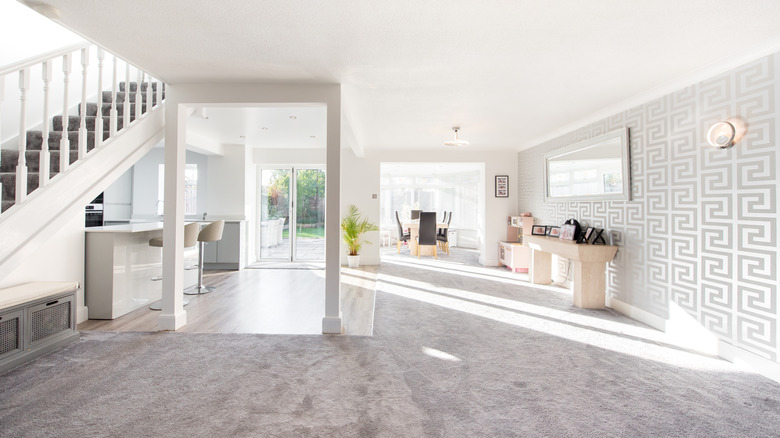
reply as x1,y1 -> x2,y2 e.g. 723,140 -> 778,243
523,235 -> 617,309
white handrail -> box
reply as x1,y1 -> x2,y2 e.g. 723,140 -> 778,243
0,42 -> 91,77
1,42 -> 165,215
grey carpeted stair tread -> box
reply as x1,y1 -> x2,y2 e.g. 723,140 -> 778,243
0,172 -> 40,200
3,81 -> 162,214
0,150 -> 47,173
119,81 -> 163,92
102,90 -> 161,104
52,115 -> 124,132
26,130 -> 111,151
79,102 -> 145,117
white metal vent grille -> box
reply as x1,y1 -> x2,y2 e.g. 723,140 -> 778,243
0,316 -> 20,356
30,301 -> 71,343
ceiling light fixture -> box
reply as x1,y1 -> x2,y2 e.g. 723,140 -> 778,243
289,115 -> 297,119
443,127 -> 469,147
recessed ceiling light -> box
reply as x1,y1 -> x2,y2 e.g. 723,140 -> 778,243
289,115 -> 297,119
310,136 -> 316,139
261,127 -> 269,131
239,135 -> 245,139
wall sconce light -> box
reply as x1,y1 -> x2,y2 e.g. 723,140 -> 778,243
706,121 -> 736,148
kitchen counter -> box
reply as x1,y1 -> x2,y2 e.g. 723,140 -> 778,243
85,222 -> 198,319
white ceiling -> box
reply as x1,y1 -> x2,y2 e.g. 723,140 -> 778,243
28,0 -> 780,152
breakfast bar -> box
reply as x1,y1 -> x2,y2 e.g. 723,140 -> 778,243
85,222 -> 198,319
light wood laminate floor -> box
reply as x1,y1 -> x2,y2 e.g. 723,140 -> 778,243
78,267 -> 376,336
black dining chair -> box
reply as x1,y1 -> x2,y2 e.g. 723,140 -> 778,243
438,211 -> 448,238
411,209 -> 422,220
437,211 -> 452,254
395,211 -> 410,253
417,212 -> 438,259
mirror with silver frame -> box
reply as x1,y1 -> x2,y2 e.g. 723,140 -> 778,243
543,128 -> 630,202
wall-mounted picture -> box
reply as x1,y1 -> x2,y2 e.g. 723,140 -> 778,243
531,225 -> 547,236
547,226 -> 560,237
495,175 -> 509,198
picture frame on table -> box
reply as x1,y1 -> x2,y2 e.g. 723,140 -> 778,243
531,225 -> 548,236
582,227 -> 595,243
495,175 -> 509,198
591,228 -> 607,245
547,226 -> 560,238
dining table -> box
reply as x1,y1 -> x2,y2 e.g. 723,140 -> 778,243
402,220 -> 448,256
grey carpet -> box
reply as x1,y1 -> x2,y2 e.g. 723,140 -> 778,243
2,258 -> 780,437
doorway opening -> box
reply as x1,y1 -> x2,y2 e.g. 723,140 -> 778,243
257,167 -> 326,262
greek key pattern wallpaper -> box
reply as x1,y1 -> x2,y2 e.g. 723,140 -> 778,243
518,54 -> 778,361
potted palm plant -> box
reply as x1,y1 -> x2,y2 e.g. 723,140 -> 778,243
341,204 -> 378,267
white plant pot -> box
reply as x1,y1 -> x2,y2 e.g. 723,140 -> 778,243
347,255 -> 360,268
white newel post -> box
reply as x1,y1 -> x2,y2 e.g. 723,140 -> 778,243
94,48 -> 105,149
59,53 -> 71,173
78,47 -> 89,159
16,68 -> 30,204
110,55 -> 118,136
135,70 -> 142,121
40,60 -> 52,187
123,62 -> 130,130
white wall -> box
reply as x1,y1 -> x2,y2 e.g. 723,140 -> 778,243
130,147 -> 209,220
0,208 -> 87,322
206,144 -> 247,219
340,147 -> 518,266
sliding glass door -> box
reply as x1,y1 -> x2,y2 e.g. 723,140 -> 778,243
258,167 -> 325,261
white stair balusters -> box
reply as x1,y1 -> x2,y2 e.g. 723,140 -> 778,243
0,44 -> 165,215
78,47 -> 89,159
135,69 -> 142,121
145,74 -> 152,115
94,48 -> 105,150
110,55 -> 118,136
16,68 -> 30,204
59,53 -> 71,173
123,62 -> 130,131
40,60 -> 52,187
156,77 -> 162,110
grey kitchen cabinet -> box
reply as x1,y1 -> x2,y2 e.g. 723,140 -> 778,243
203,221 -> 245,270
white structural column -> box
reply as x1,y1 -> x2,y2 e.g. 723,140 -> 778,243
322,94 -> 342,334
15,68 -> 30,204
159,87 -> 187,330
39,61 -> 52,187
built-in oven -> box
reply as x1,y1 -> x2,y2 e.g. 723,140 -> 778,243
85,193 -> 104,228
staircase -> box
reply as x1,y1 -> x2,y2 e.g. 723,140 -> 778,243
0,81 -> 163,212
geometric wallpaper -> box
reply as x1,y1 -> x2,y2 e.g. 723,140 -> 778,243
518,53 -> 778,362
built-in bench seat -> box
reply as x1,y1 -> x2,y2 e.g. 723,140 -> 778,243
0,281 -> 80,374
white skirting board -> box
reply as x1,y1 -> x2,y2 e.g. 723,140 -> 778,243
607,296 -> 780,384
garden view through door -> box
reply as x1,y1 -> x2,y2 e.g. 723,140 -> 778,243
258,168 -> 325,261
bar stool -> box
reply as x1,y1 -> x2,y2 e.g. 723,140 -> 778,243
185,220 -> 225,295
148,222 -> 200,310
